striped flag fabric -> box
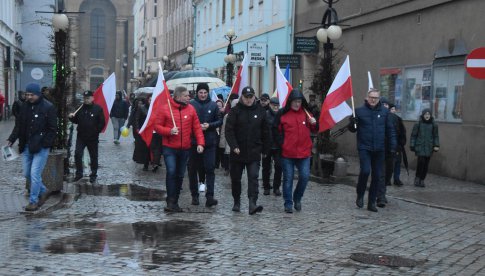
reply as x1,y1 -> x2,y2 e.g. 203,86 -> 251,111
318,55 -> 353,133
93,72 -> 116,132
229,54 -> 249,97
275,56 -> 293,108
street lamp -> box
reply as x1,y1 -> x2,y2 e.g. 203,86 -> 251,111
52,13 -> 69,151
316,0 -> 342,97
224,28 -> 237,87
71,51 -> 77,107
162,55 -> 169,71
186,46 -> 193,70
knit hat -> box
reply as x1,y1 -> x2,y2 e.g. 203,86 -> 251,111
25,83 -> 41,96
196,83 -> 210,93
380,97 -> 389,105
421,108 -> 432,116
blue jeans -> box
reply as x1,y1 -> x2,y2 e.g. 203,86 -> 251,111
163,146 -> 190,201
188,145 -> 216,198
357,150 -> 384,204
22,146 -> 49,204
111,117 -> 126,140
281,157 -> 310,208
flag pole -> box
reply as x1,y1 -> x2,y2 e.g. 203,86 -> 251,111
350,95 -> 357,129
303,108 -> 313,119
223,81 -> 238,108
72,104 -> 84,115
166,93 -> 177,128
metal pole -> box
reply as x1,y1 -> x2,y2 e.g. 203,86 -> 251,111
226,37 -> 234,87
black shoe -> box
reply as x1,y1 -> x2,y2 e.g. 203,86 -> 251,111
205,197 -> 218,207
356,196 -> 364,208
37,191 -> 50,207
284,206 -> 293,213
394,179 -> 404,186
249,200 -> 263,215
419,179 -> 425,187
385,181 -> 392,186
152,165 -> 159,173
263,189 -> 270,195
73,175 -> 83,182
367,202 -> 378,212
294,201 -> 302,212
376,200 -> 386,208
142,165 -> 149,171
25,203 -> 39,212
273,189 -> 281,196
414,177 -> 420,187
191,196 -> 199,206
232,200 -> 241,212
89,176 -> 97,183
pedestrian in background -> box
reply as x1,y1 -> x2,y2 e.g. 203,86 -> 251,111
69,90 -> 105,183
110,91 -> 130,144
0,90 -> 5,120
225,86 -> 271,214
410,108 -> 439,187
188,83 -> 222,208
133,96 -> 151,171
215,99 -> 225,169
154,86 -> 205,212
349,89 -> 396,212
388,104 -> 406,187
12,90 -> 26,118
273,90 -> 317,213
262,97 -> 283,196
258,93 -> 270,110
7,83 -> 57,211
218,99 -> 237,176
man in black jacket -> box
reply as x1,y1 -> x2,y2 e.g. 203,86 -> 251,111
69,90 -> 105,183
188,83 -> 223,207
7,83 -> 57,211
110,91 -> 129,144
12,90 -> 25,118
225,86 -> 271,215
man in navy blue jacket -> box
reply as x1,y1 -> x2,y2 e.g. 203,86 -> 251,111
349,89 -> 396,212
188,83 -> 223,208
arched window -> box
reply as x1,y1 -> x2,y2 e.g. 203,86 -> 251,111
90,67 -> 104,91
90,9 -> 105,59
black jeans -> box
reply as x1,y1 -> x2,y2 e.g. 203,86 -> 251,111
262,149 -> 282,191
74,137 -> 98,177
188,145 -> 216,198
416,156 -> 431,180
230,160 -> 260,200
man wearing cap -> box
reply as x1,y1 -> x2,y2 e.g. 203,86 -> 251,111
188,83 -> 223,208
69,90 -> 105,183
262,97 -> 283,196
7,83 -> 57,211
110,91 -> 130,144
259,93 -> 270,110
225,86 -> 271,214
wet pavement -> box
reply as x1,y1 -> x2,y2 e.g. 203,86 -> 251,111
1,118 -> 485,275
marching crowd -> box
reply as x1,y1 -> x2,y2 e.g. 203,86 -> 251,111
5,82 -> 440,214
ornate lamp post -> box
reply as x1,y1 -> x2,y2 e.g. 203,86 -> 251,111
162,55 -> 170,72
52,13 -> 69,151
186,46 -> 193,70
316,0 -> 342,97
224,28 -> 237,87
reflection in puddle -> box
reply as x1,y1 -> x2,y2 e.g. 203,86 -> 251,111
44,220 -> 211,269
75,183 -> 165,201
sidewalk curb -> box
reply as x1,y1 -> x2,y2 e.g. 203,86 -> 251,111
389,195 -> 485,216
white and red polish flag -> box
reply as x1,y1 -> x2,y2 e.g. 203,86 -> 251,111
93,72 -> 116,132
139,62 -> 173,146
275,56 -> 293,108
368,71 -> 374,91
319,55 -> 353,133
229,53 -> 249,97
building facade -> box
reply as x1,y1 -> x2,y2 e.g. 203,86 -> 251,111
65,0 -> 134,93
0,0 -> 24,117
193,0 -> 294,96
295,0 -> 485,183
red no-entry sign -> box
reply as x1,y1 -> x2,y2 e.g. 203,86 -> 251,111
465,47 -> 485,79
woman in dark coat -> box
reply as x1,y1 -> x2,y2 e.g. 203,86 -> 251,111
133,96 -> 151,170
410,108 -> 440,187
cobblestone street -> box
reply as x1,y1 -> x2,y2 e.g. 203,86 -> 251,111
1,119 -> 484,275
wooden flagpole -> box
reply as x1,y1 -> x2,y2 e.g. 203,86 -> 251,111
166,92 -> 177,128
350,95 -> 357,129
72,104 -> 84,115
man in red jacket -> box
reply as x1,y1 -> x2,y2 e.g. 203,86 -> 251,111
274,89 -> 317,213
154,86 -> 205,212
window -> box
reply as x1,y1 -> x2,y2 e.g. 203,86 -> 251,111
209,3 -> 213,30
90,67 -> 104,91
231,0 -> 235,18
90,9 -> 105,59
216,0 -> 220,25
379,57 -> 465,122
239,0 -> 243,14
154,0 -> 157,17
153,37 -> 157,58
249,0 -> 254,9
222,0 -> 226,23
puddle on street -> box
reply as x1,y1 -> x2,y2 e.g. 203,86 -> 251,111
75,183 -> 165,201
42,220 -> 211,268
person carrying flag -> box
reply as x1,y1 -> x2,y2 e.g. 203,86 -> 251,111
69,90 -> 105,183
154,86 -> 205,212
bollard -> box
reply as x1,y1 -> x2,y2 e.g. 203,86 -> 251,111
333,157 -> 348,177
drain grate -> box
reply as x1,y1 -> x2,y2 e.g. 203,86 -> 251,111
350,253 -> 425,267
